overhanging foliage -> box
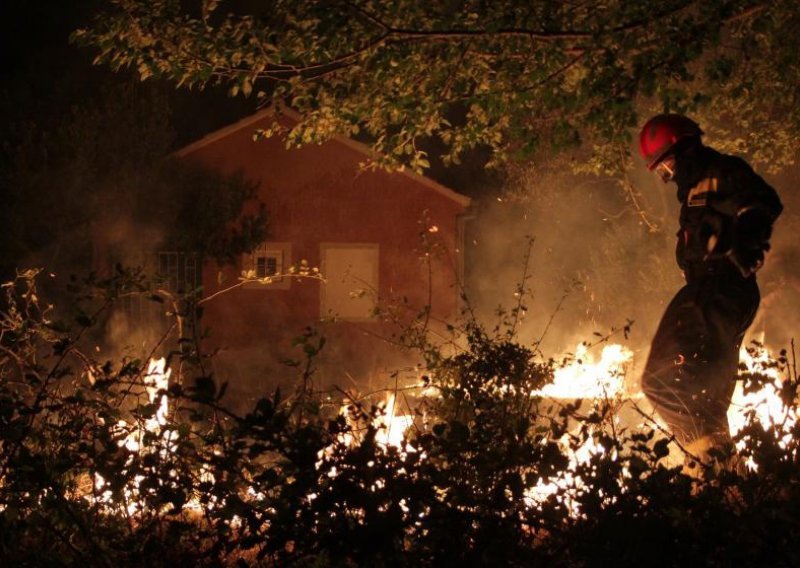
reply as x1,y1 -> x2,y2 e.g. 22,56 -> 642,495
75,1 -> 800,173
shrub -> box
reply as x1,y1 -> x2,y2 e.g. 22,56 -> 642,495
2,269 -> 800,566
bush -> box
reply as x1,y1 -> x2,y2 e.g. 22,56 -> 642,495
2,269 -> 800,566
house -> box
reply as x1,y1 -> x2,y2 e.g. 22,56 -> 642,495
173,107 -> 471,402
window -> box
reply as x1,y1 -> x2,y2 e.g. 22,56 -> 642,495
114,250 -> 201,346
242,242 -> 291,289
256,255 -> 279,279
158,251 -> 202,294
320,244 -> 379,321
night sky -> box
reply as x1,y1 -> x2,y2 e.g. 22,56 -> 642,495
1,1 -> 253,153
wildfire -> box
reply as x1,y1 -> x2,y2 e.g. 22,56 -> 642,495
86,340 -> 797,521
728,342 -> 797,469
524,343 -> 633,512
94,357 -> 174,513
525,434 -> 611,512
533,343 -> 633,399
375,393 -> 415,449
336,393 -> 416,451
119,357 -> 172,452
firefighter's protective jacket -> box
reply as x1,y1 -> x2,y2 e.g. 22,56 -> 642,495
674,145 -> 783,275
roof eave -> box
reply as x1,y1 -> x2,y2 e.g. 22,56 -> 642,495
172,105 -> 471,208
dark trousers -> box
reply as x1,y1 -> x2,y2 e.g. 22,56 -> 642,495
641,265 -> 760,445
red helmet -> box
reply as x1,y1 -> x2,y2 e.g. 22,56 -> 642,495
638,114 -> 703,169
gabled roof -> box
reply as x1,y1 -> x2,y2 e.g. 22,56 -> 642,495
173,106 -> 471,208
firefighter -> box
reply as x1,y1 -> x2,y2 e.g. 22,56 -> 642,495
638,114 -> 782,466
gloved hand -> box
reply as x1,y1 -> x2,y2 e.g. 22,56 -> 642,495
731,245 -> 766,276
731,208 -> 773,276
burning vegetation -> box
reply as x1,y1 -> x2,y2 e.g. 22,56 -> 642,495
6,1 -> 800,565
2,267 -> 800,567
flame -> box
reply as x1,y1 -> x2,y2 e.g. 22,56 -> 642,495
728,343 -> 797,469
525,435 -> 610,512
82,338 -> 799,522
523,343 -> 633,513
145,357 -> 171,428
534,343 -> 633,399
375,394 -> 414,449
119,357 -> 172,452
94,357 -> 174,513
334,393 -> 415,451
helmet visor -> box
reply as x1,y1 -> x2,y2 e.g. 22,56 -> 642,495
653,156 -> 676,182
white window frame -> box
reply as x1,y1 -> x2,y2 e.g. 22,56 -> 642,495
242,242 -> 291,290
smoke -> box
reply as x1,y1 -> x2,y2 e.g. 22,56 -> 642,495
466,166 -> 668,346
754,164 -> 800,350
464,157 -> 800,380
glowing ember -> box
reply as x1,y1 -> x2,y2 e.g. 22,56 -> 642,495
534,343 -> 633,399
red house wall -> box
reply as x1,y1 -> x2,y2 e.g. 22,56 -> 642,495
178,112 -> 469,397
